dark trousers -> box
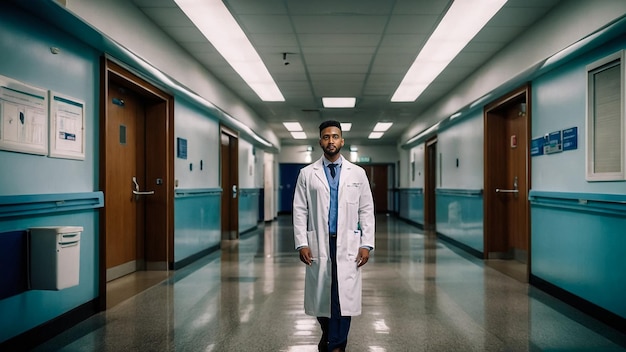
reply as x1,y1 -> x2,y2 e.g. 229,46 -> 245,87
318,236 -> 351,351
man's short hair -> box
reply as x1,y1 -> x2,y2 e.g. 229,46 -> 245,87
319,120 -> 342,136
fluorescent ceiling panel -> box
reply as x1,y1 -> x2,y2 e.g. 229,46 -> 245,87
341,123 -> 352,131
291,131 -> 308,139
283,122 -> 303,131
368,132 -> 384,139
323,97 -> 356,108
174,0 -> 284,102
373,122 -> 393,132
391,0 -> 507,102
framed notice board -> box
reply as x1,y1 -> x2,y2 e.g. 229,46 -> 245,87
49,91 -> 85,160
0,75 -> 48,155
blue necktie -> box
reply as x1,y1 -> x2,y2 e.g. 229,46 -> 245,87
328,163 -> 337,178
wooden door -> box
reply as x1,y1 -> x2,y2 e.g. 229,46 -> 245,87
100,59 -> 174,310
221,127 -> 239,240
484,85 -> 530,265
105,82 -> 147,280
363,164 -> 389,213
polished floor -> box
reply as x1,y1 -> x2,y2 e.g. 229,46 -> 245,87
33,215 -> 626,351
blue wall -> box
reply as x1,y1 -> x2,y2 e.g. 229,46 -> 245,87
0,5 -> 98,195
530,191 -> 626,319
0,205 -> 100,343
0,4 -> 101,344
529,34 -> 626,319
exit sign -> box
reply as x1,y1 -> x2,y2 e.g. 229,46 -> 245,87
357,156 -> 371,162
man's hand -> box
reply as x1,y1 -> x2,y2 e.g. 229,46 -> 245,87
299,247 -> 314,266
356,247 -> 370,267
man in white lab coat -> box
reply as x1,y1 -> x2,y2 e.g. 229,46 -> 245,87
293,120 -> 375,352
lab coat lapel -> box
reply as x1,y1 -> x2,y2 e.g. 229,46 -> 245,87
313,158 -> 329,191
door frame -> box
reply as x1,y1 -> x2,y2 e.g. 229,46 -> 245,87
99,57 -> 175,310
483,84 -> 531,268
424,136 -> 438,231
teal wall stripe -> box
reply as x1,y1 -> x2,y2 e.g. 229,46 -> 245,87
436,189 -> 484,253
398,188 -> 424,225
0,192 -> 104,218
174,190 -> 221,262
239,188 -> 260,234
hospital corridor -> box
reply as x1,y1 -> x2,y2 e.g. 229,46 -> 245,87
3,1 -> 626,350
31,215 -> 626,351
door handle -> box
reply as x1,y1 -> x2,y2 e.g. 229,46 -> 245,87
232,185 -> 237,198
495,189 -> 519,193
495,176 -> 518,197
132,176 -> 155,200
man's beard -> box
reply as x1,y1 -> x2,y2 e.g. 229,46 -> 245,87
324,145 -> 341,157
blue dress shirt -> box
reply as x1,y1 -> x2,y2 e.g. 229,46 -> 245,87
323,157 -> 342,234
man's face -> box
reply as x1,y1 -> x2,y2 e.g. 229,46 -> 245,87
319,126 -> 344,158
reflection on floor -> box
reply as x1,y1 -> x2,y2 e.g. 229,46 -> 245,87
33,215 -> 626,351
106,270 -> 172,308
485,259 -> 528,283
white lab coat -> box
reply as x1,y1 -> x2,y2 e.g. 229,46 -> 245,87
293,156 -> 375,317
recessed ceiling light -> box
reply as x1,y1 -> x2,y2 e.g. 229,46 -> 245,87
283,122 -> 303,131
373,122 -> 393,132
173,0 -> 284,102
391,0 -> 507,102
322,97 -> 356,108
368,132 -> 384,139
341,123 -> 352,131
291,131 -> 307,139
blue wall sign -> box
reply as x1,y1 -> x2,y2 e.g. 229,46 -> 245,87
544,130 -> 562,154
562,127 -> 578,151
531,137 -> 544,156
177,137 -> 187,159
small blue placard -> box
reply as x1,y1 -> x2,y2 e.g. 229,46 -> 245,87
177,137 -> 187,159
531,137 -> 544,156
562,127 -> 578,151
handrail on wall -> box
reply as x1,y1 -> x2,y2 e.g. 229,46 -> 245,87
529,190 -> 626,216
174,188 -> 222,198
436,188 -> 483,197
0,192 -> 104,218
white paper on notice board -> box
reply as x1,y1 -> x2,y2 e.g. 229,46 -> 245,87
49,92 -> 85,160
0,75 -> 48,155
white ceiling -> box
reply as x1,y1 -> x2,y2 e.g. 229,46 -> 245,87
131,0 -> 561,146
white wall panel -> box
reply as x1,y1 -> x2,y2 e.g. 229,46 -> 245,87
437,112 -> 484,189
174,99 -> 219,189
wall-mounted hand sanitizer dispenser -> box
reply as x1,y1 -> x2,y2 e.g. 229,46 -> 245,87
29,226 -> 82,290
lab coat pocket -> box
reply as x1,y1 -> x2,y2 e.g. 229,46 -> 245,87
346,229 -> 361,258
345,183 -> 361,203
